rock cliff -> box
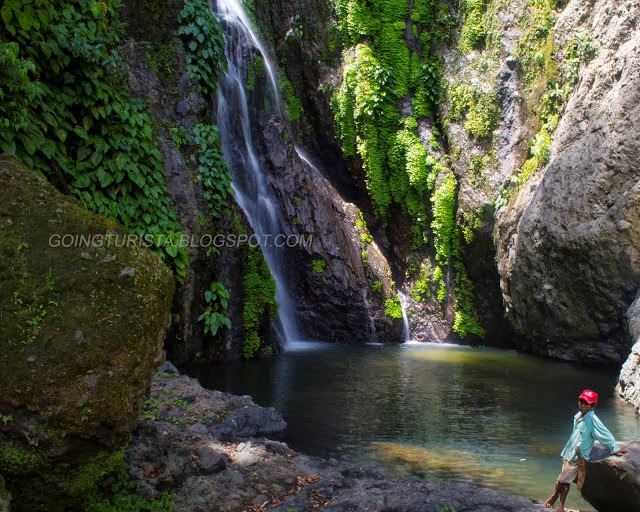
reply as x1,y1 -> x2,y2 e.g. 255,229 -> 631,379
495,0 -> 640,364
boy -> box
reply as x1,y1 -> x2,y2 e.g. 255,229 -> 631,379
544,389 -> 628,512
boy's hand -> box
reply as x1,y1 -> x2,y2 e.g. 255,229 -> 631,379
614,449 -> 629,456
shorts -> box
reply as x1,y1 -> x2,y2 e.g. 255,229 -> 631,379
557,459 -> 579,484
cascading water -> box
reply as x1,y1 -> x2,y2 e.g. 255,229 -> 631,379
397,292 -> 411,342
214,0 -> 299,343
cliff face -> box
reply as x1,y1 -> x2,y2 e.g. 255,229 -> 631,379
495,0 -> 640,364
250,0 -> 640,368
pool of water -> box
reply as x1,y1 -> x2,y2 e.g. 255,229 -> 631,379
185,341 -> 640,511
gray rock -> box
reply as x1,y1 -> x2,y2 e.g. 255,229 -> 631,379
195,446 -> 226,474
227,405 -> 287,437
617,293 -> 640,410
99,253 -> 116,263
158,361 -> 180,374
80,252 -> 92,260
495,0 -> 640,364
119,267 -> 136,279
188,423 -> 208,435
176,100 -> 190,116
582,441 -> 640,512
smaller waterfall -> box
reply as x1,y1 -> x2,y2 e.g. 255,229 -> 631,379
398,292 -> 411,343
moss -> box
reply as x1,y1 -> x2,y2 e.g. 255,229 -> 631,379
448,83 -> 500,138
311,259 -> 326,274
242,248 -> 278,359
0,157 -> 174,507
68,447 -> 126,497
0,442 -> 48,476
279,74 -> 304,122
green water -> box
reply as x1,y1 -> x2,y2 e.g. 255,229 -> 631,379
186,341 -> 640,511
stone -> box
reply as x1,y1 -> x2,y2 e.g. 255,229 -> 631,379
582,441 -> 640,512
195,446 -> 226,474
188,423 -> 209,435
0,156 -> 175,509
119,267 -> 136,279
617,294 -> 640,411
158,361 -> 180,374
227,406 -> 287,438
495,0 -> 640,364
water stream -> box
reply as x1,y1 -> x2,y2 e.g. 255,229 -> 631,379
214,0 -> 299,343
398,292 -> 411,342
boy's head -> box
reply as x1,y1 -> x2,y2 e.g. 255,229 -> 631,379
578,389 -> 598,412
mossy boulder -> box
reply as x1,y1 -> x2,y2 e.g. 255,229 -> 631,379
0,156 -> 175,509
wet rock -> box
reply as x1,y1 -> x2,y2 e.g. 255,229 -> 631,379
582,441 -> 640,512
195,446 -> 226,474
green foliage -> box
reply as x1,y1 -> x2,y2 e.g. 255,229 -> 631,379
279,74 -> 304,122
0,0 -> 189,283
384,296 -> 403,319
85,459 -> 173,512
372,280 -> 383,294
330,0 -> 449,233
198,282 -> 231,336
458,0 -> 488,52
430,171 -> 457,265
433,265 -> 446,304
0,41 -> 41,133
243,248 -> 278,359
452,261 -> 485,338
311,259 -> 326,274
448,83 -> 500,138
169,126 -> 189,147
178,0 -> 226,96
246,54 -> 265,92
194,124 -> 233,220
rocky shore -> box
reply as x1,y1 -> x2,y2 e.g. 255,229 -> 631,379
123,364 -> 548,512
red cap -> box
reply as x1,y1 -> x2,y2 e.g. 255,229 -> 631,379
579,389 -> 598,404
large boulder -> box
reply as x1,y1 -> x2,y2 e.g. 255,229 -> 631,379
0,156 -> 175,509
617,293 -> 640,411
582,441 -> 640,512
495,0 -> 640,364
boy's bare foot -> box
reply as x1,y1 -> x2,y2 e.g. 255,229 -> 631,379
543,497 -> 556,508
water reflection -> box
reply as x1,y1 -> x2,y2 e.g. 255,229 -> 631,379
185,342 -> 640,511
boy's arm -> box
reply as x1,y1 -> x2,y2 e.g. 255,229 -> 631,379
592,415 -> 621,454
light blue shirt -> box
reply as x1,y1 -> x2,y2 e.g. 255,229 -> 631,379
560,410 -> 620,461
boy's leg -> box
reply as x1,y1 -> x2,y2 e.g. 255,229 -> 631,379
544,481 -> 561,507
556,483 -> 570,512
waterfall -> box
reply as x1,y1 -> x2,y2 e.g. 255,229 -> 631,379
398,292 -> 411,343
214,0 -> 299,343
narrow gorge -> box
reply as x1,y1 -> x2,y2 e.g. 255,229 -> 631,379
0,0 -> 639,510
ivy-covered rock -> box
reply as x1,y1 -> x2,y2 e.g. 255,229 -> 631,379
0,156 -> 175,509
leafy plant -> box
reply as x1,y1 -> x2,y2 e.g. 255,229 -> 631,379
198,282 -> 231,336
384,296 -> 403,319
243,248 -> 278,359
178,0 -> 227,96
0,0 -> 190,283
311,259 -> 326,274
194,124 -> 233,220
